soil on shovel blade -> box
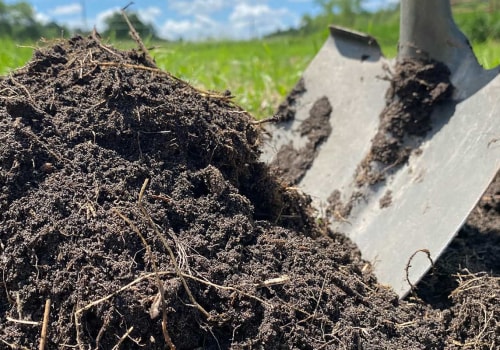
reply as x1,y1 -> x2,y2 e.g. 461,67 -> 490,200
0,36 -> 499,349
356,58 -> 454,186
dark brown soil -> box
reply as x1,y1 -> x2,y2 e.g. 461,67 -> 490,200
0,35 -> 498,349
274,77 -> 306,123
271,95 -> 332,184
356,58 -> 453,186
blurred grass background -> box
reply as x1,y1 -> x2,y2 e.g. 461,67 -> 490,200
1,1 -> 500,119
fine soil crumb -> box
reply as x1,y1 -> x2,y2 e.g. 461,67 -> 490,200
271,95 -> 332,185
356,58 -> 453,186
327,189 -> 355,221
379,190 -> 393,209
0,35 -> 498,350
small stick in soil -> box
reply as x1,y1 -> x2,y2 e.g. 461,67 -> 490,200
137,179 -> 210,319
297,273 -> 328,325
39,299 -> 51,350
18,127 -> 63,163
15,292 -> 23,320
95,312 -> 111,349
405,248 -> 434,293
91,28 -> 121,58
183,271 -> 315,321
256,275 -> 290,288
6,317 -> 39,326
180,273 -> 272,308
465,301 -> 493,347
251,114 -> 282,125
74,306 -> 83,350
121,3 -> 155,67
450,271 -> 499,297
8,75 -> 33,102
95,61 -> 160,73
0,338 -> 31,350
74,270 -> 175,349
75,270 -> 175,315
111,326 -> 134,350
113,207 -> 177,350
395,321 -> 416,328
0,87 -> 21,99
2,269 -> 15,305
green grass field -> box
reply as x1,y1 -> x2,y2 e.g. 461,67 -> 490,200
1,32 -> 500,119
151,34 -> 325,119
0,39 -> 34,73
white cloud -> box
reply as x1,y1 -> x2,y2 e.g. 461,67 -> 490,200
168,0 -> 226,16
229,4 -> 292,39
194,14 -> 218,27
95,7 -> 120,32
137,7 -> 162,25
34,11 -> 51,25
230,3 -> 288,22
161,19 -> 200,40
86,7 -> 161,33
160,14 -> 220,41
167,0 -> 269,16
159,2 -> 296,41
50,3 -> 83,16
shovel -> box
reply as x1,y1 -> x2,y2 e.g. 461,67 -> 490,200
261,0 -> 500,298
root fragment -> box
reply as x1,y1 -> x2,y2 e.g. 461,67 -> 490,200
39,299 -> 51,350
405,249 -> 434,293
111,326 -> 134,350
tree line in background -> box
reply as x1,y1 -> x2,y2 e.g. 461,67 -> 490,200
281,0 -> 500,43
0,0 -> 157,41
0,1 -> 67,40
1,0 -> 500,43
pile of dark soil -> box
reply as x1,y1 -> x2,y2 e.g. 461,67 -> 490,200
0,35 -> 498,349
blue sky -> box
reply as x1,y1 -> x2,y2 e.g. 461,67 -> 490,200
5,0 -> 396,40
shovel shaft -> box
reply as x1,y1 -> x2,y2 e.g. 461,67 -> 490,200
399,0 -> 492,100
399,0 -> 467,69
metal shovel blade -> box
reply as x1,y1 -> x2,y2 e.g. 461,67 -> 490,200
261,0 -> 500,298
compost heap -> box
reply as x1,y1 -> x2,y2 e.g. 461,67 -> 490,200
0,36 -> 498,349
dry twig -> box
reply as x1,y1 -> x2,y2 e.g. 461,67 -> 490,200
136,179 -> 209,320
74,270 -> 175,350
91,207 -> 177,350
39,299 -> 51,350
180,273 -> 272,308
405,249 -> 433,292
111,326 -> 134,350
121,2 -> 155,66
0,338 -> 31,350
8,75 -> 33,102
75,271 -> 174,315
6,317 -> 39,326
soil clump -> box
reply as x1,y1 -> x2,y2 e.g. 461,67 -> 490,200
356,58 -> 453,186
0,35 -> 498,349
271,95 -> 332,185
